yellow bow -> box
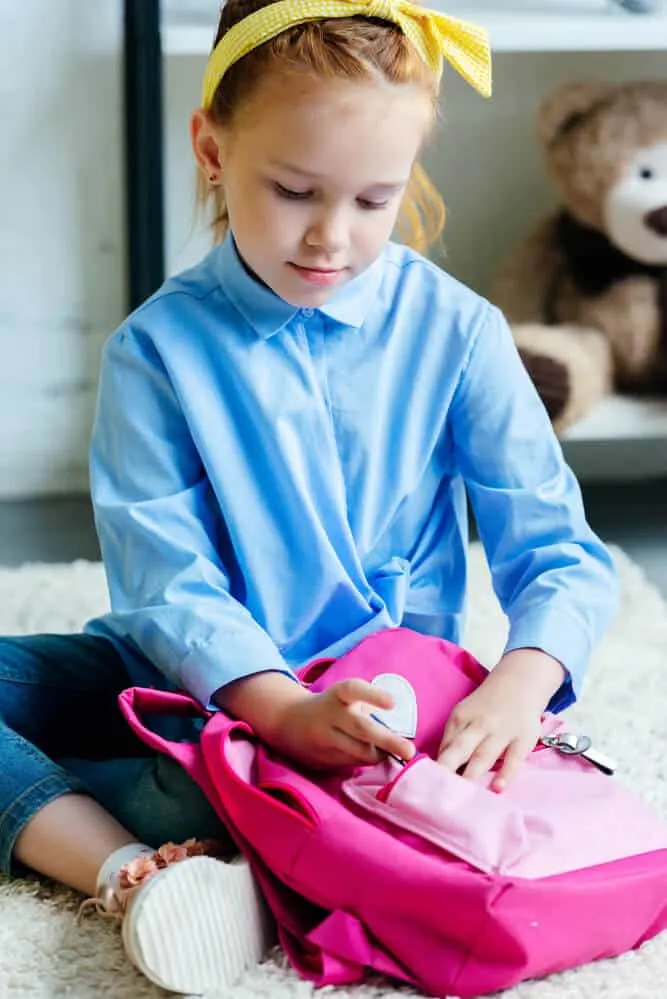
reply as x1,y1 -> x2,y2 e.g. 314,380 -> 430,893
201,0 -> 492,109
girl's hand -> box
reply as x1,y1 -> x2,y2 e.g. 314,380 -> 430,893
276,679 -> 417,770
437,649 -> 566,792
215,670 -> 416,771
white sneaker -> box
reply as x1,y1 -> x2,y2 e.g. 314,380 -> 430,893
81,840 -> 273,994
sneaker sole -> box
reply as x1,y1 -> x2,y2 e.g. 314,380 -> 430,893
122,854 -> 273,994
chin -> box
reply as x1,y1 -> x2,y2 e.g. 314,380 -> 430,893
276,272 -> 351,307
281,286 -> 338,307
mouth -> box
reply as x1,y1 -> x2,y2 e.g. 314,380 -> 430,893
288,263 -> 346,287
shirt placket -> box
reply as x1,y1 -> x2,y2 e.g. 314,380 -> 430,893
300,310 -> 348,511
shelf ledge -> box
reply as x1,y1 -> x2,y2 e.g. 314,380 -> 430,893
562,395 -> 667,443
460,8 -> 667,52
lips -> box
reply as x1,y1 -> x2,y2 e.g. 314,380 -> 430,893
289,263 -> 345,287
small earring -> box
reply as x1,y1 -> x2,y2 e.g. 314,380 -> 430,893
208,173 -> 219,185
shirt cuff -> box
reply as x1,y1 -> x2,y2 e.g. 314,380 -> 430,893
504,608 -> 593,712
178,634 -> 297,710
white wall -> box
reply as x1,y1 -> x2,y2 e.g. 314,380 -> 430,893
0,0 -> 124,498
1,3 -> 664,497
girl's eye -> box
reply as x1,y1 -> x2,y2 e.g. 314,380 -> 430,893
358,198 -> 389,211
274,182 -> 311,200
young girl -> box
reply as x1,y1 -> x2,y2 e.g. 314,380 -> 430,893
1,0 -> 618,993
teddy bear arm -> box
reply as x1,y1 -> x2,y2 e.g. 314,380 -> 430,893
512,323 -> 613,432
576,277 -> 662,385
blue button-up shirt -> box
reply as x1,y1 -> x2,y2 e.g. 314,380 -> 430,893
87,235 -> 618,713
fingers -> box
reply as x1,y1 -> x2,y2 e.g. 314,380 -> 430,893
439,700 -> 517,784
333,678 -> 394,712
327,679 -> 538,784
329,680 -> 415,762
371,724 -> 416,763
439,725 -> 534,791
331,727 -> 381,766
328,723 -> 414,768
491,737 -> 534,792
438,706 -> 468,756
461,735 -> 509,783
331,679 -> 415,761
346,706 -> 415,762
438,721 -> 485,775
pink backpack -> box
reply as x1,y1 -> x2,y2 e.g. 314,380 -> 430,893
119,628 -> 667,997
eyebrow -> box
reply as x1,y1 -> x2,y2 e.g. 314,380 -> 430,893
269,160 -> 407,192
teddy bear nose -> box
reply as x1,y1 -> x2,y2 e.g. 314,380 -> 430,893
644,205 -> 667,236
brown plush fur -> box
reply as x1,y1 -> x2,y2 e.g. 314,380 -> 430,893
491,81 -> 667,432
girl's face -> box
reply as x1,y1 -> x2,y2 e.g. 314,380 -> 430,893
193,71 -> 433,307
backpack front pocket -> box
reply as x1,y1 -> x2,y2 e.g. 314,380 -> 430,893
343,755 -> 539,874
343,752 -> 667,878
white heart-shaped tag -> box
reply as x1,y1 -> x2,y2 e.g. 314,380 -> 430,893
370,673 -> 418,738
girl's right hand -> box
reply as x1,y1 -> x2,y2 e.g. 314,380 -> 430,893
275,678 -> 417,770
215,671 -> 416,770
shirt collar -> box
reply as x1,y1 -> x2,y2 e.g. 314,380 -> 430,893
216,234 -> 384,339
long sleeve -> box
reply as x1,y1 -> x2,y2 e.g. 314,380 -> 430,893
449,304 -> 619,710
89,328 -> 293,708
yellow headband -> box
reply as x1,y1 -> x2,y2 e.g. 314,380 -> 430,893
201,0 -> 492,108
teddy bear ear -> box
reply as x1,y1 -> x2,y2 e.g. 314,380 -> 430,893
537,82 -> 616,146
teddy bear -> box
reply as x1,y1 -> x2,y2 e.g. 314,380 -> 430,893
490,80 -> 667,433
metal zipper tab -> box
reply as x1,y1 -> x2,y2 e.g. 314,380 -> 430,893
539,732 -> 617,776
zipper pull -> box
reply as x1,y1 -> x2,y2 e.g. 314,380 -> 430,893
539,732 -> 617,776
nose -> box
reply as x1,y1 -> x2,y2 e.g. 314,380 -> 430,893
644,205 -> 667,236
305,208 -> 349,254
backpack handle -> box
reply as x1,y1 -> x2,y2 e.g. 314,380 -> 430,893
118,686 -> 211,785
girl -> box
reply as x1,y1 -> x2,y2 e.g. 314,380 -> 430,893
0,0 -> 618,994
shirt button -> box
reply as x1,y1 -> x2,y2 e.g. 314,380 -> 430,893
302,308 -> 314,319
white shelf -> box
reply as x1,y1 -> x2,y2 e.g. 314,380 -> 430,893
562,395 -> 667,442
162,8 -> 667,55
464,8 -> 667,51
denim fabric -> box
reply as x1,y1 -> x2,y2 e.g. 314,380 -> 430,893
0,634 -> 226,875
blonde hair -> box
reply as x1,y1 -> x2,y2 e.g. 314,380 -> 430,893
196,0 -> 445,254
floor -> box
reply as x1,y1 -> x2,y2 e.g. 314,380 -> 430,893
0,480 -> 665,594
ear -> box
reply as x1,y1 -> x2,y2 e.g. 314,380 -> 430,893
190,108 -> 226,180
537,82 -> 616,146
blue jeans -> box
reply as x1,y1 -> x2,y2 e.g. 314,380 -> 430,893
0,634 -> 227,875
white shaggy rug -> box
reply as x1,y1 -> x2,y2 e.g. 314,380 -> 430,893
0,544 -> 666,999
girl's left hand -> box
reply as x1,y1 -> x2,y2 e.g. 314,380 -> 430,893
437,649 -> 566,792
